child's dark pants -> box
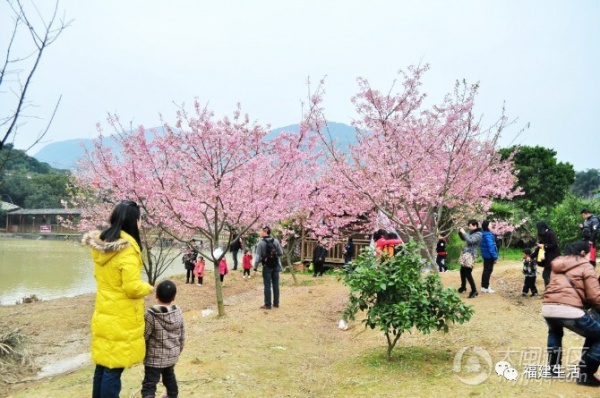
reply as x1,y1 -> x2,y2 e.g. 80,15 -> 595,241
523,276 -> 538,295
141,365 -> 178,398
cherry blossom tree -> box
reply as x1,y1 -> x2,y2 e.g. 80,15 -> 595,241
70,102 -> 321,316
305,65 -> 522,267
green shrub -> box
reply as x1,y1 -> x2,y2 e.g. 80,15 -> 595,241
341,240 -> 474,360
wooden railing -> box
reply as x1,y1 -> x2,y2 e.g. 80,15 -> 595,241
301,238 -> 371,265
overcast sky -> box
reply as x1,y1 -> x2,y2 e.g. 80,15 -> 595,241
5,0 -> 599,171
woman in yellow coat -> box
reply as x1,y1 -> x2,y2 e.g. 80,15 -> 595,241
82,200 -> 153,398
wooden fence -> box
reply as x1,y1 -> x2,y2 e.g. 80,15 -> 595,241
300,237 -> 371,265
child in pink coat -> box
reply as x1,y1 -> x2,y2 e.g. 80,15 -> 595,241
219,258 -> 229,284
194,257 -> 205,286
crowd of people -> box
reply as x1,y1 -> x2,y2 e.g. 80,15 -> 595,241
453,209 -> 600,386
82,199 -> 600,395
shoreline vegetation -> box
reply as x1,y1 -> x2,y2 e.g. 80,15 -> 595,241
0,262 -> 596,397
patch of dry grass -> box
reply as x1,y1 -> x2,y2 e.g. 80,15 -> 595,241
5,263 -> 600,397
0,326 -> 38,394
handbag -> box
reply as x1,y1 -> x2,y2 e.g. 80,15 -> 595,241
459,252 -> 474,269
537,246 -> 545,263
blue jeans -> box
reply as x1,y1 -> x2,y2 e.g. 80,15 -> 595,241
262,266 -> 280,307
93,365 -> 124,398
546,313 -> 600,363
232,249 -> 239,270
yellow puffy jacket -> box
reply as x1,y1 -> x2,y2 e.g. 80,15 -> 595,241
82,230 -> 153,369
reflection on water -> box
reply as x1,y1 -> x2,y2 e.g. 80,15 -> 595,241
0,238 -> 185,305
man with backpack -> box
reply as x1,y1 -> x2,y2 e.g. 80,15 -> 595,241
580,209 -> 599,266
254,226 -> 283,310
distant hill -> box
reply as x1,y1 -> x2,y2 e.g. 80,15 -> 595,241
33,122 -> 357,170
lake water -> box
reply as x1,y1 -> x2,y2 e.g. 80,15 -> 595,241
0,238 -> 189,305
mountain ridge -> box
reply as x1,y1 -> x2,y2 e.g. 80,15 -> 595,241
32,122 -> 357,170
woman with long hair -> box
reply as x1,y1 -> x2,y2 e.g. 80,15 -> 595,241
82,200 -> 154,398
458,219 -> 482,298
543,241 -> 600,386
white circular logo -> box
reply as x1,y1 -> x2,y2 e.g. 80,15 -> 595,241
453,346 -> 493,385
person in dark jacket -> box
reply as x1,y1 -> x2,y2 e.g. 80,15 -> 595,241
521,248 -> 538,297
580,209 -> 599,266
253,226 -> 283,309
542,241 -> 600,386
230,235 -> 244,271
436,235 -> 447,272
312,242 -> 328,277
536,221 -> 560,287
343,237 -> 355,265
480,220 -> 498,293
182,239 -> 198,284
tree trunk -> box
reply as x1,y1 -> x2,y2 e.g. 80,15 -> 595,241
286,255 -> 298,285
213,261 -> 225,316
385,332 -> 402,361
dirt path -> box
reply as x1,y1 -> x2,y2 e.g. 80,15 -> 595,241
2,263 -> 600,397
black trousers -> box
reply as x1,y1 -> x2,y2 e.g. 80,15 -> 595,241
460,267 -> 477,293
313,261 -> 325,276
186,269 -> 195,283
523,276 -> 538,294
481,258 -> 495,289
542,266 -> 551,287
141,365 -> 178,398
436,255 -> 447,272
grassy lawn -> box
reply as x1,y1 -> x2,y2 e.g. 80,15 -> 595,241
4,261 -> 599,397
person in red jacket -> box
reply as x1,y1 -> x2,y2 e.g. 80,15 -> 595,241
373,229 -> 403,258
436,235 -> 448,272
242,249 -> 253,279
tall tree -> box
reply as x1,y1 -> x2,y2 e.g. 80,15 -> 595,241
71,104 -> 320,316
0,0 -> 70,171
498,145 -> 575,212
572,169 -> 600,198
305,65 -> 521,266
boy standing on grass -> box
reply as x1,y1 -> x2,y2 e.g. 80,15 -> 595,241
141,280 -> 185,398
521,248 -> 538,297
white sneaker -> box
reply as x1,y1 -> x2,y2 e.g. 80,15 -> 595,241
481,288 -> 488,293
487,287 -> 495,294
196,283 -> 202,286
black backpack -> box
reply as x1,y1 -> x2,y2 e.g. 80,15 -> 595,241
262,238 -> 279,268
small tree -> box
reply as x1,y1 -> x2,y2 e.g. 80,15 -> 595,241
342,240 -> 473,360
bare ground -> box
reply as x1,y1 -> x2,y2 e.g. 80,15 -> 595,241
1,263 -> 599,397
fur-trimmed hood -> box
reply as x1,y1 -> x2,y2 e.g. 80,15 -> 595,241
82,230 -> 137,267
